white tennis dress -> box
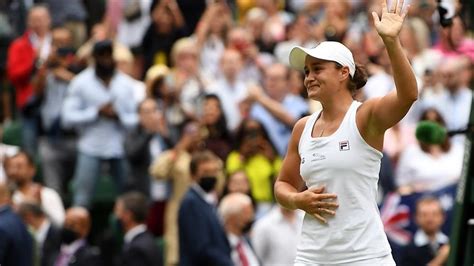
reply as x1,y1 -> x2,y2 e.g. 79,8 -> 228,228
295,101 -> 392,264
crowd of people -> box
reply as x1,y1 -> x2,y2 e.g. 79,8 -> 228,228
0,0 -> 473,265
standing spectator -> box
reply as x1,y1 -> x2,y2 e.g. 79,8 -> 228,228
0,181 -> 34,266
149,121 -> 207,266
219,192 -> 260,266
62,40 -> 138,208
114,192 -> 163,266
251,205 -> 304,265
248,63 -> 309,157
6,4 -> 53,155
400,197 -> 450,266
54,207 -> 102,266
178,150 -> 233,266
207,49 -> 249,132
5,151 -> 65,226
226,119 -> 281,216
43,0 -> 88,48
124,98 -> 170,196
37,27 -> 79,198
141,0 -> 186,71
17,201 -> 61,266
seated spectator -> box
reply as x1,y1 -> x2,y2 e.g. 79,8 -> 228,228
251,205 -> 304,265
5,151 -> 65,226
400,196 -> 450,266
178,150 -> 232,266
54,207 -> 102,266
0,182 -> 34,266
219,192 -> 260,266
114,191 -> 163,266
395,108 -> 463,194
17,201 -> 61,266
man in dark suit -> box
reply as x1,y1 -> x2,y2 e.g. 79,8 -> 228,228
0,182 -> 34,266
17,201 -> 62,266
401,196 -> 450,266
54,207 -> 103,266
114,191 -> 163,266
178,150 -> 233,266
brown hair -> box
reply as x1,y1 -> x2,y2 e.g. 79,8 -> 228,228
335,62 -> 368,95
190,150 -> 220,176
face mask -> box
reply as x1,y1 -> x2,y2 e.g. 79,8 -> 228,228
60,227 -> 80,245
198,176 -> 217,192
242,219 -> 254,234
95,61 -> 116,79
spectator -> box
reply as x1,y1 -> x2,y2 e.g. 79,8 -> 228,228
396,108 -> 463,194
149,121 -> 208,266
195,3 -> 233,80
17,201 -> 61,266
226,119 -> 281,216
0,181 -> 34,266
219,192 -> 260,266
400,196 -> 450,266
54,207 -> 102,266
114,191 -> 163,266
141,0 -> 186,71
200,94 -> 233,161
251,205 -> 304,265
6,4 -> 53,155
62,40 -> 138,208
248,63 -> 308,156
124,98 -> 170,196
36,27 -> 79,198
0,134 -> 19,183
207,49 -> 249,132
178,150 -> 232,266
5,151 -> 65,226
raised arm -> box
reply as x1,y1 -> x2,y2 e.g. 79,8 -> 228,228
361,0 -> 418,136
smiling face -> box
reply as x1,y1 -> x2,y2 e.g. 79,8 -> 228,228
303,56 -> 348,101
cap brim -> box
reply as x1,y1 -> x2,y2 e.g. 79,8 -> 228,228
289,46 -> 311,72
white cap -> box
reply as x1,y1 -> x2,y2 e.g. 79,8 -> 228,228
289,41 -> 356,77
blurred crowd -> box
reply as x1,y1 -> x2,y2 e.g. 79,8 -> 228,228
0,0 -> 473,265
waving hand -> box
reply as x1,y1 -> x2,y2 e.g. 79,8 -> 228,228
371,0 -> 409,40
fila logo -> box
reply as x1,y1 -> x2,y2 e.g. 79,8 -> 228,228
339,140 -> 350,151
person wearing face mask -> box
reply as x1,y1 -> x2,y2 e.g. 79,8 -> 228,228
61,40 -> 138,208
178,150 -> 232,266
218,193 -> 260,266
55,207 -> 102,266
149,121 -> 207,266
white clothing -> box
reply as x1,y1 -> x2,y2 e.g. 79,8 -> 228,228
251,206 -> 304,265
207,78 -> 248,131
116,0 -> 152,48
13,186 -> 65,226
294,254 -> 395,266
395,142 -> 463,191
0,144 -> 19,183
362,71 -> 394,100
228,233 -> 260,266
296,101 -> 391,264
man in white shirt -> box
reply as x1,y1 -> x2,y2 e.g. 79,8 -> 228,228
5,151 -> 65,226
251,205 -> 304,265
219,193 -> 260,266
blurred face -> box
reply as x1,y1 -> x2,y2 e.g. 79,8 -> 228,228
176,50 -> 199,74
203,98 -> 222,125
153,7 -> 173,32
227,172 -> 250,194
139,99 -> 162,124
264,64 -> 288,101
416,201 -> 444,236
27,7 -> 51,35
195,160 -> 220,182
220,50 -> 242,80
303,57 -> 342,100
228,30 -> 252,55
439,65 -> 461,91
5,155 -> 35,187
237,202 -> 254,232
